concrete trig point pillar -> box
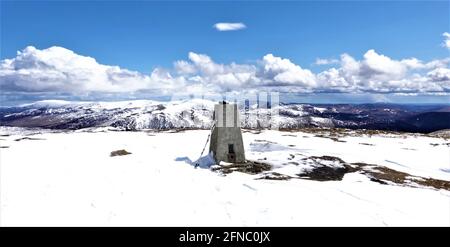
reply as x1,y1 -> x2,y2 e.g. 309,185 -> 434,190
209,101 -> 246,164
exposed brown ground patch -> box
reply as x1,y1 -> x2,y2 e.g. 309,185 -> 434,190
14,137 -> 46,141
211,160 -> 271,175
364,165 -> 450,191
256,172 -> 292,180
110,149 -> 132,157
360,143 -> 374,146
298,156 -> 450,191
213,154 -> 450,191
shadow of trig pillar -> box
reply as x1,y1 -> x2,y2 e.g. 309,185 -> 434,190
209,101 -> 246,164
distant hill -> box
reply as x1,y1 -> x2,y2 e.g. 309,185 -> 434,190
0,100 -> 449,133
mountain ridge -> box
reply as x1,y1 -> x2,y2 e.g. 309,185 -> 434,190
1,99 -> 449,133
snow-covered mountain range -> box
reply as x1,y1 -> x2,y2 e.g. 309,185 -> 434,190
0,99 -> 449,133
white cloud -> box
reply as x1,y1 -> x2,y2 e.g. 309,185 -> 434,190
1,46 -> 449,99
261,54 -> 316,87
213,22 -> 246,31
315,58 -> 339,65
317,49 -> 450,93
443,32 -> 450,49
422,58 -> 450,69
317,68 -> 352,90
427,67 -> 450,82
179,52 -> 258,91
0,46 -> 158,93
174,60 -> 196,75
188,52 -> 225,75
360,49 -> 407,80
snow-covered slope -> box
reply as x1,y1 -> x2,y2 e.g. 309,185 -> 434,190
1,99 -> 216,130
1,100 -> 449,132
0,99 -> 324,130
0,127 -> 449,226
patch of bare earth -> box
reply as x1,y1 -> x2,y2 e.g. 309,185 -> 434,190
298,156 -> 450,191
14,137 -> 46,141
360,143 -> 374,146
211,154 -> 450,191
110,149 -> 132,157
256,172 -> 292,180
362,165 -> 450,191
211,160 -> 271,175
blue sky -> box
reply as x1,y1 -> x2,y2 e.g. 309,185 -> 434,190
1,0 -> 449,104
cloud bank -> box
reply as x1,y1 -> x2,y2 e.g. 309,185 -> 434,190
213,22 -> 246,31
1,45 -> 449,100
443,32 -> 450,49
